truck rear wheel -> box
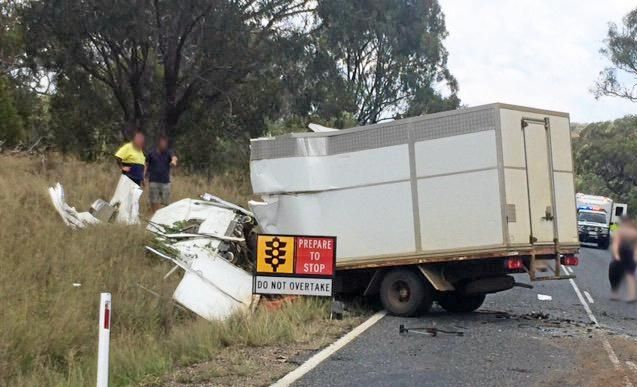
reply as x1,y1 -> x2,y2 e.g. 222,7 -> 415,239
380,269 -> 433,316
438,293 -> 486,313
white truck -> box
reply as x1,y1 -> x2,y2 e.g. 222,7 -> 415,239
249,103 -> 580,316
576,193 -> 627,248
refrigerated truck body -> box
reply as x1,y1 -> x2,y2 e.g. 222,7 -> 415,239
250,103 -> 580,316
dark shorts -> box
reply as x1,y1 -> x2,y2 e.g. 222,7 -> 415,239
149,182 -> 171,205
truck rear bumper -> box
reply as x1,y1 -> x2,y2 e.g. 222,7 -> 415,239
578,233 -> 608,244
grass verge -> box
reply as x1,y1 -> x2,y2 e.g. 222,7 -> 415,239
0,154 -> 362,386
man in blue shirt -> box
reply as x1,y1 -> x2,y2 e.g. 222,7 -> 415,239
146,135 -> 177,213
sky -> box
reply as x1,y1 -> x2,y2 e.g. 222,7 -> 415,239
438,0 -> 636,123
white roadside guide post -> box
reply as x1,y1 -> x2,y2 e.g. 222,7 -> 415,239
97,292 -> 111,387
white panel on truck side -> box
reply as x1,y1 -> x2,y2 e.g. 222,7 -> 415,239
504,168 -> 532,244
414,131 -> 498,177
548,116 -> 573,172
499,109 -> 527,169
250,181 -> 416,260
250,145 -> 410,194
548,114 -> 578,244
554,172 -> 578,243
418,169 -> 503,250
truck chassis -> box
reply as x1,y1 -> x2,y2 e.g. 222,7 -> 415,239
334,243 -> 579,316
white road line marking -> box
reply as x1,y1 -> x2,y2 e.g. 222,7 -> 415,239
567,277 -> 633,385
601,338 -> 621,369
271,310 -> 387,387
568,278 -> 598,324
561,264 -> 573,275
584,290 -> 595,304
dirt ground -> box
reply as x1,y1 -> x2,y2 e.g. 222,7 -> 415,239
540,334 -> 637,387
161,315 -> 366,387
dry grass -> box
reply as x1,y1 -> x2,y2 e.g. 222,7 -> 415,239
0,154 -> 355,386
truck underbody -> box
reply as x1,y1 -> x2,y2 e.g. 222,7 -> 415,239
333,244 -> 579,316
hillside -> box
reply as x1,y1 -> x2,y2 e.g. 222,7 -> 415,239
0,154 -> 359,386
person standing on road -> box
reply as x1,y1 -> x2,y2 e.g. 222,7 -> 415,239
146,134 -> 177,213
610,216 -> 637,302
114,130 -> 146,186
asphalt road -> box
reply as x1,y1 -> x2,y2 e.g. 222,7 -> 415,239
295,247 -> 637,386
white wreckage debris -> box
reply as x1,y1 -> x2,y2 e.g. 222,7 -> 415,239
146,196 -> 259,321
48,183 -> 100,229
49,175 -> 143,228
110,175 -> 143,224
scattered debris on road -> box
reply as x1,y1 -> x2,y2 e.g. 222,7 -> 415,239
399,324 -> 465,337
479,309 -> 605,339
537,294 -> 553,301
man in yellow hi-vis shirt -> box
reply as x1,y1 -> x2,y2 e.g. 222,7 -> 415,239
114,131 -> 146,186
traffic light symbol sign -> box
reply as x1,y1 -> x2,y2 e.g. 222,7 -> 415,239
265,237 -> 287,272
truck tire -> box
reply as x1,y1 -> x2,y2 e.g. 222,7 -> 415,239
380,269 -> 433,317
599,239 -> 610,250
438,293 -> 486,313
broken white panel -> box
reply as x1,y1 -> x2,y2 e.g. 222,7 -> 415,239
109,175 -> 143,224
250,180 -> 416,259
172,252 -> 253,320
308,123 -> 339,133
48,183 -> 99,229
200,193 -> 253,216
171,238 -> 223,267
198,209 -> 237,236
148,198 -> 238,237
250,144 -> 410,195
146,245 -> 253,321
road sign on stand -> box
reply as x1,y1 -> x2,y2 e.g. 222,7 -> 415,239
253,234 -> 336,297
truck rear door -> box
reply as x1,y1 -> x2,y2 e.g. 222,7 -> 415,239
522,118 -> 555,244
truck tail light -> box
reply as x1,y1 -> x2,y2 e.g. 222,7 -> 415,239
505,257 -> 523,270
561,255 -> 579,266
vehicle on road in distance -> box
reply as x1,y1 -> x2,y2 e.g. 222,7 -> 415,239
576,209 -> 610,249
575,193 -> 628,249
249,103 -> 580,316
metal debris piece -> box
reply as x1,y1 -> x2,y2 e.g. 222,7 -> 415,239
90,199 -> 116,222
399,324 -> 464,337
331,300 -> 344,320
